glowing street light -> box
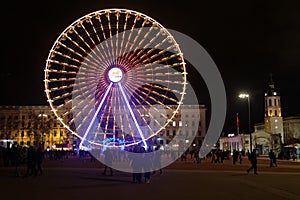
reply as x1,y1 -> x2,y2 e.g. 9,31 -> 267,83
239,93 -> 252,152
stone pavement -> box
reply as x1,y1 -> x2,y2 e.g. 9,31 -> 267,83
0,156 -> 299,200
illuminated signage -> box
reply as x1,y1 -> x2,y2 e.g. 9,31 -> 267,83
108,67 -> 123,82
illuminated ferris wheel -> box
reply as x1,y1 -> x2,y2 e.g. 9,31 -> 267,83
44,8 -> 187,149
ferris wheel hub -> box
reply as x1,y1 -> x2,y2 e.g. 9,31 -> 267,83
108,67 -> 123,83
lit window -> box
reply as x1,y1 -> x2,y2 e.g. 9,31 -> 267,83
179,121 -> 182,127
172,121 -> 176,127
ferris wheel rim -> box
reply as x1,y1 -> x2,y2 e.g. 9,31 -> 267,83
44,8 -> 187,148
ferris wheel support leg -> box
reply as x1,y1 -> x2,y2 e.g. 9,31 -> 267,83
118,83 -> 148,149
79,82 -> 114,150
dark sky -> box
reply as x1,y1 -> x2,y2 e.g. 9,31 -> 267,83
1,0 -> 300,134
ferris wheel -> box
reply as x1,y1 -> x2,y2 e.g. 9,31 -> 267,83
44,8 -> 187,150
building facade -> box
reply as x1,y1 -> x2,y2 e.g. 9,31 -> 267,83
0,105 -> 74,150
0,104 -> 206,151
283,115 -> 300,144
158,105 -> 206,149
219,76 -> 300,156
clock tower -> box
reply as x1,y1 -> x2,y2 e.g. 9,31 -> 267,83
264,74 -> 284,145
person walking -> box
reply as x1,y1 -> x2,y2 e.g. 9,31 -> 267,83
237,151 -> 243,164
36,146 -> 44,175
24,146 -> 37,177
131,144 -> 144,183
152,146 -> 163,175
246,150 -> 258,175
143,147 -> 152,184
102,148 -> 113,176
272,151 -> 278,167
12,145 -> 23,177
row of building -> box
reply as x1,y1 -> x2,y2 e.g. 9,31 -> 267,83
0,105 -> 73,150
0,104 -> 207,152
1,78 -> 299,157
219,78 -> 300,156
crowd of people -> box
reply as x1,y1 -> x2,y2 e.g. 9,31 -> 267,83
0,145 -> 44,177
0,143 -> 164,184
1,144 -> 299,180
100,144 -> 163,184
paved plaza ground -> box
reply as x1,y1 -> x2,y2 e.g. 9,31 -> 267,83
0,156 -> 299,200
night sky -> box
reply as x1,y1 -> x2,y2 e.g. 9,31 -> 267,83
1,0 -> 300,134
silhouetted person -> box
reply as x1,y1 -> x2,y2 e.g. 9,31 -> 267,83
143,147 -> 152,183
24,146 -> 37,177
193,147 -> 200,164
239,152 -> 243,164
246,150 -> 258,175
36,147 -> 44,175
102,148 -> 113,176
152,146 -> 162,175
131,144 -> 144,183
12,145 -> 23,177
233,150 -> 239,164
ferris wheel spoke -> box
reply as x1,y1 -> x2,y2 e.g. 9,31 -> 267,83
130,27 -> 168,65
106,12 -> 115,60
89,20 -> 111,67
124,79 -> 175,137
125,80 -> 175,112
136,62 -> 184,74
116,86 -> 136,144
127,77 -> 180,105
49,48 -> 100,72
123,17 -> 149,63
114,11 -> 121,64
119,14 -> 141,63
45,9 -> 187,149
129,28 -> 164,66
79,82 -> 113,149
124,82 -> 169,119
118,83 -> 148,148
57,41 -> 100,67
121,85 -> 157,137
96,16 -> 114,62
123,83 -> 169,137
117,13 -> 130,66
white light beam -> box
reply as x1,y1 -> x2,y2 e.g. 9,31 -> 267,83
118,83 -> 148,149
79,82 -> 113,149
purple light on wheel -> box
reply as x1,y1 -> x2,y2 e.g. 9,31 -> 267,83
118,83 -> 148,149
79,82 -> 113,149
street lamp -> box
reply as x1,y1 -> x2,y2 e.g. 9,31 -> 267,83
238,93 -> 252,153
